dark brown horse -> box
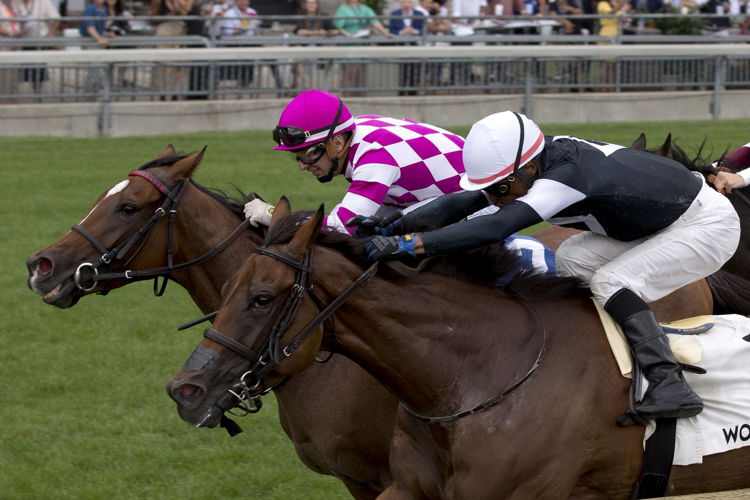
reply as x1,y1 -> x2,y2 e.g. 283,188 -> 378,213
167,203 -> 750,499
26,148 -> 712,499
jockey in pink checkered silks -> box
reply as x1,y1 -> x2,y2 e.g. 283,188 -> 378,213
245,89 -> 465,234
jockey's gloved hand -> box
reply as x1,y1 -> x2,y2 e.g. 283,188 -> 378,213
244,199 -> 275,227
362,234 -> 417,262
346,211 -> 403,238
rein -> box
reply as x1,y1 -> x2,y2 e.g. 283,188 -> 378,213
399,291 -> 547,424
71,170 -> 251,295
203,247 -> 379,416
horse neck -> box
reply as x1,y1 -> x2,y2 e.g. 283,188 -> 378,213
312,250 -> 541,419
170,185 -> 264,313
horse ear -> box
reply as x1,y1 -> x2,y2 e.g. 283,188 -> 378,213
157,144 -> 176,159
287,205 -> 324,260
631,133 -> 646,151
171,147 -> 206,181
655,133 -> 672,157
270,196 -> 291,228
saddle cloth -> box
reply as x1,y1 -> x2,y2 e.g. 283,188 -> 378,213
594,302 -> 750,465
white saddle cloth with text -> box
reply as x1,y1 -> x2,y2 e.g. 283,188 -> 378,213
595,303 -> 750,465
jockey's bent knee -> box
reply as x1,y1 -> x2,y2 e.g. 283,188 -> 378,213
555,234 -> 598,281
589,269 -> 640,309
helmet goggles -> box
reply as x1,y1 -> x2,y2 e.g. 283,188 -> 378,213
273,124 -> 331,148
273,98 -> 344,148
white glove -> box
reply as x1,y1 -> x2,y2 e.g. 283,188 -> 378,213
243,199 -> 275,227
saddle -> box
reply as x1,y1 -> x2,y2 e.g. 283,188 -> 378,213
592,300 -> 711,379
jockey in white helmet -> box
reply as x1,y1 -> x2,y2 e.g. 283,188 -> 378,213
360,110 -> 740,426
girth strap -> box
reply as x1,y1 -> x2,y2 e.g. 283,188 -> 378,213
632,418 -> 676,499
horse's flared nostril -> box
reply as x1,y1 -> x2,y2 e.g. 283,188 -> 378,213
29,256 -> 53,277
180,384 -> 198,398
169,382 -> 204,406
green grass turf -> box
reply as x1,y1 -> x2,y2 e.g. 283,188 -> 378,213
2,118 -> 749,499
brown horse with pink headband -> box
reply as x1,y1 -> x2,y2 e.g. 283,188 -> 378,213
25,148 -> 396,498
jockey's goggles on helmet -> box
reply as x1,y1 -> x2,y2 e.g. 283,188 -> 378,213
292,143 -> 327,165
272,98 -> 344,148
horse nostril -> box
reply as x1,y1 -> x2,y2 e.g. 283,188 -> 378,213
35,257 -> 53,276
179,384 -> 200,399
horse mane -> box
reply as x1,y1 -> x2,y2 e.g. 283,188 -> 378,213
437,244 -> 585,300
667,140 -> 712,175
265,211 -> 585,301
666,138 -> 734,177
132,153 -> 263,222
192,183 -> 263,221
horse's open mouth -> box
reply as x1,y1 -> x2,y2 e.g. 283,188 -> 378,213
40,279 -> 81,308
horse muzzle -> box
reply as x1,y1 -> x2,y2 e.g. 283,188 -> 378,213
27,252 -> 88,308
166,378 -> 240,429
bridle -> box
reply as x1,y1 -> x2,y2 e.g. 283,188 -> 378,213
71,169 -> 252,295
203,246 -> 378,418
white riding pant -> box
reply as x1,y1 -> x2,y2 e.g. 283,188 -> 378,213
555,182 -> 740,307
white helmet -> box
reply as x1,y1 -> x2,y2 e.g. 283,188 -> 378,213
459,111 -> 545,191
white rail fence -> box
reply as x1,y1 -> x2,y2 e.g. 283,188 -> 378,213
1,44 -> 748,136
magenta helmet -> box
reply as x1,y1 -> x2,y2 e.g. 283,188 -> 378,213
272,90 -> 356,151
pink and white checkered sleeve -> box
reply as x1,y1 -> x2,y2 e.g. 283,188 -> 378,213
323,159 -> 401,234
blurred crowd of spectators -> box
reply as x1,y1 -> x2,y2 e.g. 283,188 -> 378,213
0,0 -> 747,99
0,0 -> 748,49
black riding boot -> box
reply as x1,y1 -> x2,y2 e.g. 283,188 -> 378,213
605,288 -> 703,426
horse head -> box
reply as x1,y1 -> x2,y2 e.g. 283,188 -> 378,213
26,145 -> 208,308
167,199 -> 335,429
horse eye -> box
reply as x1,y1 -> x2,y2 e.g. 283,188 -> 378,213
252,294 -> 273,308
118,204 -> 140,216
